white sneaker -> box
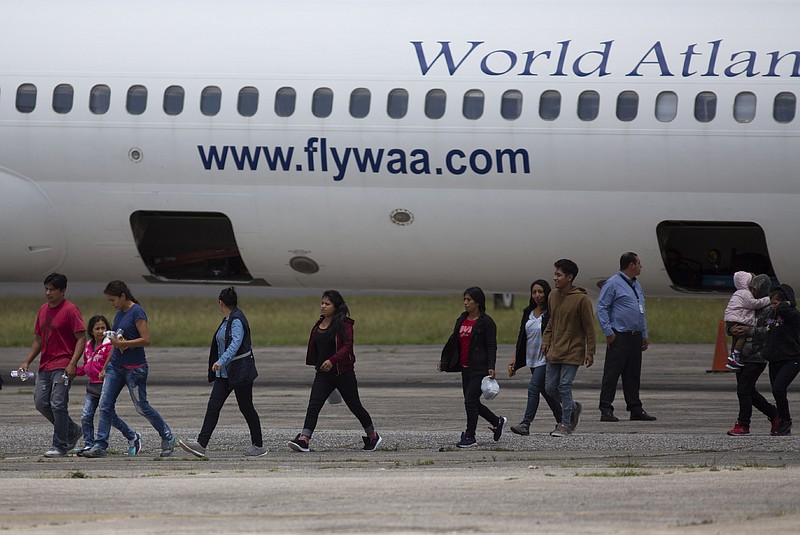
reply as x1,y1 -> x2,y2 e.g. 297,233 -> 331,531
43,448 -> 67,458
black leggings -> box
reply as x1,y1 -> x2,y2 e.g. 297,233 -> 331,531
302,370 -> 374,438
735,361 -> 776,426
769,359 -> 800,422
198,378 -> 263,448
462,370 -> 498,437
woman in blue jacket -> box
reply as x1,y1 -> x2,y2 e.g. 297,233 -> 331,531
179,286 -> 266,458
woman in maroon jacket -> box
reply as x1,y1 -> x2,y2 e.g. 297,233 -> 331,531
288,290 -> 382,452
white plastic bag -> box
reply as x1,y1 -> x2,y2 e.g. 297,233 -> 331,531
481,376 -> 500,400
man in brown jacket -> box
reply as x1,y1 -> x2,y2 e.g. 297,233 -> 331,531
542,259 -> 596,437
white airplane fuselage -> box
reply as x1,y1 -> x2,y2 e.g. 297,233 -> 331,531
0,0 -> 798,295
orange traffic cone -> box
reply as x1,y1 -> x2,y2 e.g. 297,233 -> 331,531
706,320 -> 733,373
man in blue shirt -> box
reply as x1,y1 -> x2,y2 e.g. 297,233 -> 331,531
596,252 -> 656,422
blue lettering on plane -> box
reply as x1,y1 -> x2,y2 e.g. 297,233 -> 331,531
412,40 -> 800,78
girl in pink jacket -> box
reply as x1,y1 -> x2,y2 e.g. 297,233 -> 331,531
75,315 -> 141,456
724,272 -> 771,369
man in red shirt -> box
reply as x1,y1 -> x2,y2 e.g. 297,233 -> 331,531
19,273 -> 86,457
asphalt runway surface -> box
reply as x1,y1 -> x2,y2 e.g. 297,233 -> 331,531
1,344 -> 799,534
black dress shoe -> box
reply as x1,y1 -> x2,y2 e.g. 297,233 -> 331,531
600,412 -> 619,422
630,411 -> 657,421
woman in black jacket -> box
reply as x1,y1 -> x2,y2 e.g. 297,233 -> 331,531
763,283 -> 800,436
439,287 -> 505,448
507,280 -> 562,436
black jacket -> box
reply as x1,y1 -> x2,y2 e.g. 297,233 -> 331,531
763,284 -> 800,362
440,312 -> 497,377
513,306 -> 550,371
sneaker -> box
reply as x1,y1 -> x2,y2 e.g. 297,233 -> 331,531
549,424 -> 560,436
727,422 -> 750,436
43,448 -> 68,458
362,434 -> 383,451
160,437 -> 176,457
772,419 -> 792,437
490,416 -> 507,441
725,354 -> 744,370
178,439 -> 207,459
570,402 -> 583,430
769,413 -> 781,435
288,434 -> 310,452
82,446 -> 107,458
243,444 -> 268,457
550,423 -> 572,437
510,422 -> 530,436
456,432 -> 477,448
128,432 -> 142,457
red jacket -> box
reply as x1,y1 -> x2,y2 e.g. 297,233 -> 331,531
305,316 -> 356,375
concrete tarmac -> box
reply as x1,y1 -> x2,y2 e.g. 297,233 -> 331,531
1,344 -> 799,534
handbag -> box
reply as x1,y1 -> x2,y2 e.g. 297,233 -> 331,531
227,351 -> 258,387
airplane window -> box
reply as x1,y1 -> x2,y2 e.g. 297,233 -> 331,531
577,90 -> 600,121
52,84 -> 74,114
733,92 -> 756,123
275,87 -> 296,117
501,90 -> 522,120
16,83 -> 37,113
694,92 -> 716,123
462,89 -> 484,120
774,92 -> 796,123
350,88 -> 371,118
387,88 -> 408,119
163,86 -> 185,116
312,87 -> 333,118
539,90 -> 560,121
655,91 -> 678,122
89,85 -> 111,114
616,91 -> 638,122
126,85 -> 148,115
237,86 -> 259,117
200,86 -> 221,116
425,89 -> 446,119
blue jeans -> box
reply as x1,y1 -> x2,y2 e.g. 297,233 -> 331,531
545,363 -> 579,426
34,369 -> 81,452
95,364 -> 172,450
81,391 -> 135,448
522,365 -> 562,425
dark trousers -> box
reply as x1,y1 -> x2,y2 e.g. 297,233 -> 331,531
768,359 -> 800,422
198,378 -> 263,448
599,332 -> 643,414
461,370 -> 499,436
302,370 -> 374,438
735,362 -> 776,426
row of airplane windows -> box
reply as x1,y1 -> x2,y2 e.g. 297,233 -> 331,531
6,83 -> 800,124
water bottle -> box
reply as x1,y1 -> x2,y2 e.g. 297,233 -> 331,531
11,369 -> 35,381
103,329 -> 124,342
61,372 -> 70,386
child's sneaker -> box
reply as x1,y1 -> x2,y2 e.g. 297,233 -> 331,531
727,421 -> 750,436
725,351 -> 744,370
128,432 -> 142,457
